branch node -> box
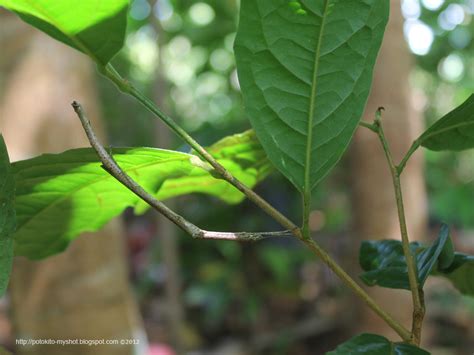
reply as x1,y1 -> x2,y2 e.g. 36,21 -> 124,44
375,106 -> 385,124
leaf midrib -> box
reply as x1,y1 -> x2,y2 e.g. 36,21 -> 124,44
421,120 -> 474,144
304,0 -> 330,198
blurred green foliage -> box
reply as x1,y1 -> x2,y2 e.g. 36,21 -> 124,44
407,0 -> 474,226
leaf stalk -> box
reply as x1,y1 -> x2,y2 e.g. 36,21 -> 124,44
365,114 -> 426,345
397,139 -> 422,175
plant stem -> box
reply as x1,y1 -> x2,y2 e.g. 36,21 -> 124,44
397,139 -> 421,174
96,68 -> 411,342
372,117 -> 425,345
101,64 -> 299,235
300,237 -> 411,341
358,120 -> 378,133
302,193 -> 311,239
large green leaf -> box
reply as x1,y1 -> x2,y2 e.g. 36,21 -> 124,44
360,225 -> 451,289
234,0 -> 389,194
0,0 -> 129,65
0,136 -> 16,296
327,333 -> 430,354
420,94 -> 474,151
13,131 -> 271,260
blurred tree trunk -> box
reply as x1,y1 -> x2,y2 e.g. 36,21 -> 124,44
0,11 -> 145,355
153,94 -> 185,352
148,15 -> 186,351
350,0 -> 428,341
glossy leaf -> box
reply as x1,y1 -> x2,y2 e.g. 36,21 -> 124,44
234,0 -> 389,193
0,0 -> 129,65
0,136 -> 15,296
327,333 -> 430,354
420,94 -> 474,151
435,253 -> 474,296
416,224 -> 451,285
359,240 -> 419,290
359,224 -> 452,290
13,131 -> 271,259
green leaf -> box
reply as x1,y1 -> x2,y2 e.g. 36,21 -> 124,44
12,131 -> 271,260
0,0 -> 129,65
359,240 -> 418,290
359,224 -> 452,290
435,253 -> 474,296
416,224 -> 451,285
234,0 -> 389,194
0,136 -> 16,296
420,94 -> 474,151
134,130 -> 272,213
436,227 -> 455,270
327,333 -> 430,354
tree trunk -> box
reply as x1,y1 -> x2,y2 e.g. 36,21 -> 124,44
0,11 -> 145,355
350,0 -> 428,341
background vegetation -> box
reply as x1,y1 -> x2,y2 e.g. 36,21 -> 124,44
0,0 -> 473,354
104,0 -> 474,352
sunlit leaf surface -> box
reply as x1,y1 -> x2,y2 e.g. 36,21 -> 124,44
0,0 -> 129,64
13,131 -> 271,259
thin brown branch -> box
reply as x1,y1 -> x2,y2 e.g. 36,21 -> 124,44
72,101 -> 290,242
